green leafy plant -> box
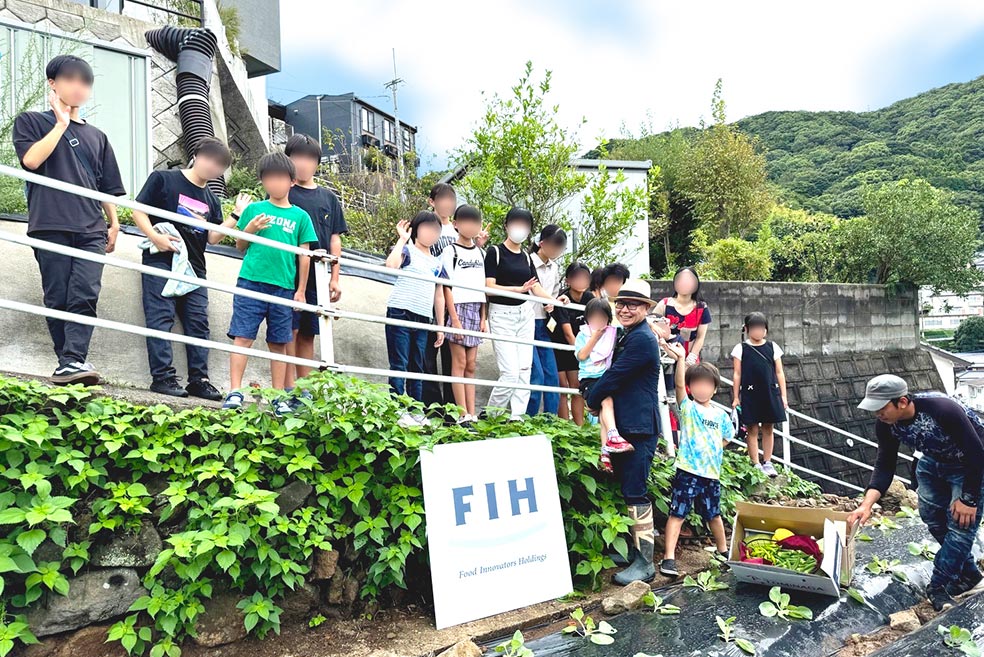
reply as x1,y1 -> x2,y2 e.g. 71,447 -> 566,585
867,556 -> 909,583
716,615 -> 756,655
856,532 -> 874,542
758,586 -> 813,620
938,624 -> 982,656
237,592 -> 283,639
496,629 -> 534,657
896,505 -> 919,519
641,591 -> 681,615
562,607 -> 617,645
683,570 -> 729,592
907,541 -> 938,561
869,516 -> 900,533
308,614 -> 326,629
0,612 -> 38,657
846,587 -> 876,610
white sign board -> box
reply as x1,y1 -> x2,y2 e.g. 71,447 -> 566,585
420,435 -> 573,629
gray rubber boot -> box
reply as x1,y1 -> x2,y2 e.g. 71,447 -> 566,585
613,503 -> 656,585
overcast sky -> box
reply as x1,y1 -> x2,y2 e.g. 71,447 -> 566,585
269,1 -> 984,171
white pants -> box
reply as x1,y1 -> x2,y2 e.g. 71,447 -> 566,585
487,302 -> 535,417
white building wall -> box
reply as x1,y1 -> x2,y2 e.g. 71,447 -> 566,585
555,161 -> 651,276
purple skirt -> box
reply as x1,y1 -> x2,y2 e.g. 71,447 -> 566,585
447,302 -> 483,347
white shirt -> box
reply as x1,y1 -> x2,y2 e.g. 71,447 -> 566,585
440,242 -> 487,305
530,252 -> 559,319
730,340 -> 784,360
430,222 -> 458,257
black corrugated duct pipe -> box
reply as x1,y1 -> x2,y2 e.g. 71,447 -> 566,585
145,26 -> 226,198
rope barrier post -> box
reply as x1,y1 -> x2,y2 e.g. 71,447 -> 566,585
658,358 -> 675,457
782,420 -> 792,466
313,256 -> 335,367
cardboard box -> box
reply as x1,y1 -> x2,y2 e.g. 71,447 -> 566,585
727,501 -> 857,597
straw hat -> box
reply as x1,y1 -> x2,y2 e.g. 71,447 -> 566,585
611,279 -> 657,306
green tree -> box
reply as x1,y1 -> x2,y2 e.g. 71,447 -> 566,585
610,126 -> 698,274
758,206 -> 841,282
953,316 -> 984,352
677,80 -> 773,240
456,61 -> 586,235
835,178 -> 983,293
702,236 -> 772,281
572,158 -> 649,267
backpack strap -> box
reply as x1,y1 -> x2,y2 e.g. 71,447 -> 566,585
37,111 -> 99,186
450,243 -> 459,271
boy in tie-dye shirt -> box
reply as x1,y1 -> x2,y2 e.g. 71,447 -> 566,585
658,340 -> 735,577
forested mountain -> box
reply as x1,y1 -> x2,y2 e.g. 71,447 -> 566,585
735,75 -> 984,217
596,76 -> 984,220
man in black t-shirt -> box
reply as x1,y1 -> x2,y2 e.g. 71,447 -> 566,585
282,134 -> 348,391
13,55 -> 126,386
132,138 -> 245,400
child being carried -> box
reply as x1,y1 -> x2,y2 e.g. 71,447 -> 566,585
577,298 -> 634,473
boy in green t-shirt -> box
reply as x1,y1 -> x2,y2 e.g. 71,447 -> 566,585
223,153 -> 318,414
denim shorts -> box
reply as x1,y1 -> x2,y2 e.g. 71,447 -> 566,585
228,278 -> 294,344
669,469 -> 721,521
292,287 -> 320,336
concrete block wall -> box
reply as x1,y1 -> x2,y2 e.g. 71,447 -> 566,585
649,280 -> 933,492
649,280 -> 920,361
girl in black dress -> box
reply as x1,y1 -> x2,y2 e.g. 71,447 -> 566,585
553,262 -> 593,424
731,312 -> 788,477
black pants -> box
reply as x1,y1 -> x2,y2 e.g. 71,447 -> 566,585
422,337 -> 453,407
31,230 -> 106,367
141,262 -> 211,384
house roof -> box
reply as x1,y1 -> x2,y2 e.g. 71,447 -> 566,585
922,342 -> 974,369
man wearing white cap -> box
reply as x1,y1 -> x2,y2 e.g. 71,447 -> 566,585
848,374 -> 984,610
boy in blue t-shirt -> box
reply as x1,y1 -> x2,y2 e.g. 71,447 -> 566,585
223,153 -> 318,415
659,340 -> 735,577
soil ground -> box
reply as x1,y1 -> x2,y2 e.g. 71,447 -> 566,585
180,540 -> 717,657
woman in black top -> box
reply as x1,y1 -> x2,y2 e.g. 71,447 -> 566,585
484,207 -> 559,419
553,262 -> 593,424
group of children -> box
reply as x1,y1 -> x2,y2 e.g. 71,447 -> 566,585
135,133 -> 345,415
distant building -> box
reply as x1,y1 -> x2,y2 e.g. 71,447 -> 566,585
919,256 -> 984,332
284,93 -> 417,173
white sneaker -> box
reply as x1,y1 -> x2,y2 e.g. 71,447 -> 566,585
762,461 -> 779,478
398,413 -> 421,428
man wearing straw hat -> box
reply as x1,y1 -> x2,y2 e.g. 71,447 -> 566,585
586,279 -> 665,584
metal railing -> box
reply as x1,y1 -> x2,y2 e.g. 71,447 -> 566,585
0,163 -> 908,491
714,375 -> 911,491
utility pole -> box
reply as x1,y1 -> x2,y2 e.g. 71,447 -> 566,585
315,94 -> 324,157
384,48 -> 405,198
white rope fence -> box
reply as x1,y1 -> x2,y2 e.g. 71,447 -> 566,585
0,163 -> 900,492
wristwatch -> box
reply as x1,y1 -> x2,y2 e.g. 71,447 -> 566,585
959,493 -> 978,507
231,212 -> 240,220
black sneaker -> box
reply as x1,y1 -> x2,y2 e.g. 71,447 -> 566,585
927,585 -> 956,612
659,559 -> 679,577
150,377 -> 189,398
186,379 -> 222,401
51,362 -> 100,386
947,568 -> 984,598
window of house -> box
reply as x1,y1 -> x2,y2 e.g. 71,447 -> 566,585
359,106 -> 375,134
402,127 -> 413,152
0,22 -> 149,197
383,119 -> 395,144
